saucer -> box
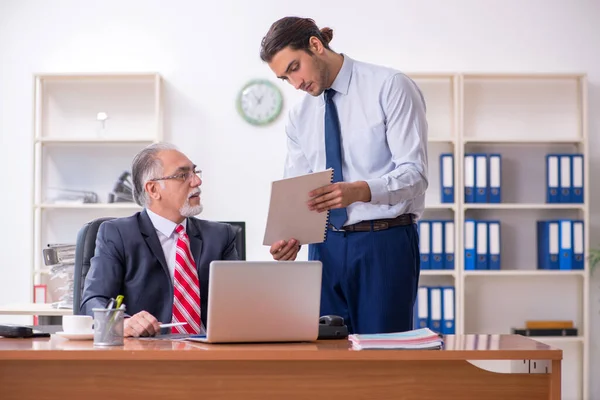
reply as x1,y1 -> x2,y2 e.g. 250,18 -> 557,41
55,331 -> 94,340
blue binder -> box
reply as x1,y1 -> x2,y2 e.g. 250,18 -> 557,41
464,154 -> 475,203
488,154 -> 501,203
441,286 -> 455,335
546,155 -> 559,203
548,221 -> 560,270
559,220 -> 573,270
572,220 -> 584,270
488,221 -> 501,270
431,221 -> 444,270
537,221 -> 550,270
443,221 -> 455,270
537,220 -> 561,270
476,221 -> 488,270
416,286 -> 429,329
464,219 -> 477,270
559,155 -> 572,203
418,221 -> 431,270
475,154 -> 488,203
572,154 -> 584,204
440,153 -> 454,203
428,287 -> 442,333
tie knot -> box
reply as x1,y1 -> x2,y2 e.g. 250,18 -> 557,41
175,224 -> 185,235
325,88 -> 336,102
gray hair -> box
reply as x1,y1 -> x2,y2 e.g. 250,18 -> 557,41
131,142 -> 178,206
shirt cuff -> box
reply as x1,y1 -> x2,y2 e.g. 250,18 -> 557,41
366,178 -> 389,205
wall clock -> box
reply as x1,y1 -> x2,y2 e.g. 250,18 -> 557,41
236,79 -> 283,126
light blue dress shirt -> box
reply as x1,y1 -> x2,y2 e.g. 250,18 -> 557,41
284,54 -> 429,225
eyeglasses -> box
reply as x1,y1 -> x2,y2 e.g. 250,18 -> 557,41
149,169 -> 202,183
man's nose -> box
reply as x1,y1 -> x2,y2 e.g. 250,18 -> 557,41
191,174 -> 202,187
290,77 -> 303,90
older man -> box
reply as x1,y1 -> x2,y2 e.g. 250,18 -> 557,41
81,142 -> 239,337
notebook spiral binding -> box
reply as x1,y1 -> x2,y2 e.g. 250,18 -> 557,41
323,168 -> 335,241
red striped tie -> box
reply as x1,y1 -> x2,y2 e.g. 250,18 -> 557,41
171,224 -> 201,334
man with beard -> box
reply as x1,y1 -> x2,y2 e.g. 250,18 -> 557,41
80,143 -> 239,337
261,17 -> 428,334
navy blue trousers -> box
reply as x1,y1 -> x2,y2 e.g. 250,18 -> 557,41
309,223 -> 420,334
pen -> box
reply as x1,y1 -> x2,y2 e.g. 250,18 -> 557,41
159,322 -> 188,329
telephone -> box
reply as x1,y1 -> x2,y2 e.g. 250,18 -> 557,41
318,315 -> 348,339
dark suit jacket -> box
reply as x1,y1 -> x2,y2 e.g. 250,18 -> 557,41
80,210 -> 239,328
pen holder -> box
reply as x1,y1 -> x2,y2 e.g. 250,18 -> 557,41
92,307 -> 125,346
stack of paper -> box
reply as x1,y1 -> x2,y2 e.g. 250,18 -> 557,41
349,328 -> 443,350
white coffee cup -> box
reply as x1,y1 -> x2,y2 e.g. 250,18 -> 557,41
62,315 -> 94,334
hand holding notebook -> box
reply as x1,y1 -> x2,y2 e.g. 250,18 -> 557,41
263,169 -> 334,246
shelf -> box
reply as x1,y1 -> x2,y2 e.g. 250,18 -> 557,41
407,73 -> 457,80
425,203 -> 455,211
464,203 -> 585,211
529,336 -> 584,344
428,137 -> 455,144
36,203 -> 141,209
0,303 -> 73,316
36,72 -> 159,81
421,270 -> 456,277
464,270 -> 585,277
462,73 -> 585,80
463,137 -> 583,145
37,138 -> 156,145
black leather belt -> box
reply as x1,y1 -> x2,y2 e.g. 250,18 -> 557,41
329,214 -> 415,232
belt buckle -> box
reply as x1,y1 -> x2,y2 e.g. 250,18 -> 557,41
373,221 -> 389,231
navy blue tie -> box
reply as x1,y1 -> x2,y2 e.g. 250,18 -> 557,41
324,89 -> 348,229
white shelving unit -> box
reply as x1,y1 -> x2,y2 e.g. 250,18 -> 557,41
31,73 -> 163,303
410,72 -> 588,400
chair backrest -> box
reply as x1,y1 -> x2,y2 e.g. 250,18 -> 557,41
73,217 -> 115,315
220,221 -> 246,260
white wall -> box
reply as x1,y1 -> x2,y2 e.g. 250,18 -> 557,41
1,0 -> 599,396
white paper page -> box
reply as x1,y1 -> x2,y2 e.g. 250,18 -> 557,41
263,169 -> 333,246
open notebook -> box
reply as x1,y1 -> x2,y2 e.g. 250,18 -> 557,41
263,169 -> 334,246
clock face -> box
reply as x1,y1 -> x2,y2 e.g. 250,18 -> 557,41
237,79 -> 283,126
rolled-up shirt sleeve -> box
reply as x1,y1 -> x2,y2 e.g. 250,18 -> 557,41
367,73 -> 429,206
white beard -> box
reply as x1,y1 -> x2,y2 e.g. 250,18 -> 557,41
180,194 -> 203,217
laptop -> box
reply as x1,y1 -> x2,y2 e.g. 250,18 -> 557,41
187,260 -> 322,344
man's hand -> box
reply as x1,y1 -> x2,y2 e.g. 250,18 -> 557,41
270,239 -> 300,261
124,310 -> 161,337
308,181 -> 371,212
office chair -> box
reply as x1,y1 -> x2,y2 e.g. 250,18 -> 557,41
73,217 -> 115,315
220,221 -> 246,260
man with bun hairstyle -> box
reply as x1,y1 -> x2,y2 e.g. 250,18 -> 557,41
261,17 -> 428,335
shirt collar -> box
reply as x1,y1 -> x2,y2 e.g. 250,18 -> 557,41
145,208 -> 187,237
328,53 -> 353,96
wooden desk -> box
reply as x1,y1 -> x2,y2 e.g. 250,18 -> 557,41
0,334 -> 561,400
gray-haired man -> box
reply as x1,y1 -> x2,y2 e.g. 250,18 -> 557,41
81,142 -> 239,337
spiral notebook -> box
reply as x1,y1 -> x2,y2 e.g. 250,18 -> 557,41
263,169 -> 334,246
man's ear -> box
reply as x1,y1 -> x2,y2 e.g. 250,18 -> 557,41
308,36 -> 324,54
145,181 -> 161,201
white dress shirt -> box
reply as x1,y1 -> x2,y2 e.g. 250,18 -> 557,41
284,54 -> 429,224
146,208 -> 187,282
